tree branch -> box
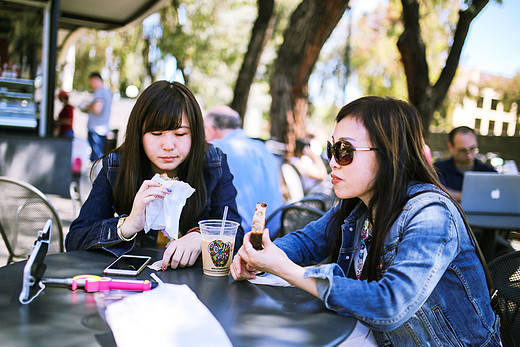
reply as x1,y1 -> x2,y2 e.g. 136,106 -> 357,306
433,0 -> 489,108
397,0 -> 430,105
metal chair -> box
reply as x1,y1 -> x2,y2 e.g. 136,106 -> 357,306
281,163 -> 305,202
266,196 -> 328,236
488,251 -> 520,346
0,177 -> 64,265
271,204 -> 324,240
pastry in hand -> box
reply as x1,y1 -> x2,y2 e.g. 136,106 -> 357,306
250,202 -> 267,250
160,172 -> 173,180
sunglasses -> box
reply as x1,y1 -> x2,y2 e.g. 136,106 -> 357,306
326,140 -> 377,166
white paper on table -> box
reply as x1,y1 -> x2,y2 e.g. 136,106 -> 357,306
144,174 -> 195,239
247,272 -> 293,287
148,260 -> 163,271
105,284 -> 232,347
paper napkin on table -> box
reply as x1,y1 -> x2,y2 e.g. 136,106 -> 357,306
247,272 -> 293,287
105,283 -> 232,347
144,173 -> 195,239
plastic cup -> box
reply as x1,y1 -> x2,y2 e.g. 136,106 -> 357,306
199,219 -> 240,277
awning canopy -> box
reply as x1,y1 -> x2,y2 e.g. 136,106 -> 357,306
58,0 -> 169,30
1,0 -> 169,137
2,0 -> 168,30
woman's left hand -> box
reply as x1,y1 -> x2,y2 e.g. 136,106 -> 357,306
162,232 -> 202,269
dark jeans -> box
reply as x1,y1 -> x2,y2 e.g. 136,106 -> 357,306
88,131 -> 106,162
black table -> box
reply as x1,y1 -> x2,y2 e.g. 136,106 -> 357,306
0,248 -> 355,347
466,214 -> 520,261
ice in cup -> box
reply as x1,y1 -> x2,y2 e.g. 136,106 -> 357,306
199,219 -> 240,277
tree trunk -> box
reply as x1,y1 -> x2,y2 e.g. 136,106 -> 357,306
142,35 -> 154,83
231,0 -> 276,123
397,0 -> 489,140
270,0 -> 350,155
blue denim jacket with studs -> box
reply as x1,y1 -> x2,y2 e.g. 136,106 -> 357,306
273,183 -> 501,346
66,144 -> 243,257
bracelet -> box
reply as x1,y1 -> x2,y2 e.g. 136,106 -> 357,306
186,227 -> 200,234
117,216 -> 137,242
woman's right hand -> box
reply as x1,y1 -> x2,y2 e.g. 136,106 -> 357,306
120,180 -> 170,238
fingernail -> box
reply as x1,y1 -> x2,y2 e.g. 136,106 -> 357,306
162,265 -> 166,271
167,188 -> 172,193
154,195 -> 158,198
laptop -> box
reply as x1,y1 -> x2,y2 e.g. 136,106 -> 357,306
461,172 -> 520,229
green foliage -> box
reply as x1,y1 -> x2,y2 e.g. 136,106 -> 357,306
156,0 -> 258,108
68,0 -> 258,104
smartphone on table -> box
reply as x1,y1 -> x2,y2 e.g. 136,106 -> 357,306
103,255 -> 152,276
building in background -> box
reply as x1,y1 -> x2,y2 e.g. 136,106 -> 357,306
450,67 -> 518,137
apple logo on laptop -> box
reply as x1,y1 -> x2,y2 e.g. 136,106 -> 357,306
491,188 -> 500,200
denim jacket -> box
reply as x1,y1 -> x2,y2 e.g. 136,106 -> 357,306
274,183 -> 501,346
66,144 -> 243,257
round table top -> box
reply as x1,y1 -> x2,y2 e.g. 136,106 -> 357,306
0,248 -> 356,346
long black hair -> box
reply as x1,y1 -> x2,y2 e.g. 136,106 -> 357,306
113,81 -> 207,229
326,96 -> 446,280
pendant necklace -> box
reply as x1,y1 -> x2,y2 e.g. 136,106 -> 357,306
356,217 -> 372,280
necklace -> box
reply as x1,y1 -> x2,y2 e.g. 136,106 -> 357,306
356,217 -> 372,280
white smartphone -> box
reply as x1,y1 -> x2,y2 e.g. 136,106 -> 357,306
103,255 -> 152,276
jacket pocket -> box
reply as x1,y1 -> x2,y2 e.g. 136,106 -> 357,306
431,306 -> 463,347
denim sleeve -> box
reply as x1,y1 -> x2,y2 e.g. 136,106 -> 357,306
65,164 -> 133,257
303,199 -> 459,331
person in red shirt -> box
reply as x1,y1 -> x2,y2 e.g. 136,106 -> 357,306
56,90 -> 74,138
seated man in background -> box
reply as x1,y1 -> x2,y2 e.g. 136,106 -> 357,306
435,125 -> 513,260
204,106 -> 284,236
434,126 -> 496,202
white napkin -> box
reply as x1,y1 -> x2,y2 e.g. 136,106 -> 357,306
247,272 -> 293,287
105,284 -> 232,347
144,173 -> 195,239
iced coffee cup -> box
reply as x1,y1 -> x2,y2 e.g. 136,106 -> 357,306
199,219 -> 240,277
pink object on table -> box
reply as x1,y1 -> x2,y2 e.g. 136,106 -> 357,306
71,275 -> 152,292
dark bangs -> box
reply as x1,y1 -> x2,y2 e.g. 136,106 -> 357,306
141,86 -> 186,134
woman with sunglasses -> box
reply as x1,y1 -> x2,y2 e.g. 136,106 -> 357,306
231,96 -> 501,345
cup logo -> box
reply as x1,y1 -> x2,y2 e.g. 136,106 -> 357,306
208,239 -> 231,267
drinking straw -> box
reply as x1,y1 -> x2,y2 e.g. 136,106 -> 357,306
220,206 -> 229,236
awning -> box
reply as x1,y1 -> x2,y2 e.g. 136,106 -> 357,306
1,0 -> 169,136
2,0 -> 168,30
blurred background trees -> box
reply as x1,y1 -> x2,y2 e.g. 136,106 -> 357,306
57,0 -> 517,151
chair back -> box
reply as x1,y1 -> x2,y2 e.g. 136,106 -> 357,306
0,177 -> 64,265
69,181 -> 82,218
296,196 -> 328,211
281,163 -> 304,201
277,205 -> 324,239
266,196 -> 329,236
488,251 -> 520,346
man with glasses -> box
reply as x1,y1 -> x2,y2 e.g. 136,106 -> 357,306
434,126 -> 496,202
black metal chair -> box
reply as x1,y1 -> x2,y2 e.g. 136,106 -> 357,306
488,251 -> 520,346
265,196 -> 329,237
270,204 -> 324,240
0,177 -> 64,265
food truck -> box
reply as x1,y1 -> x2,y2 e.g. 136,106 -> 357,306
0,0 -> 166,195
